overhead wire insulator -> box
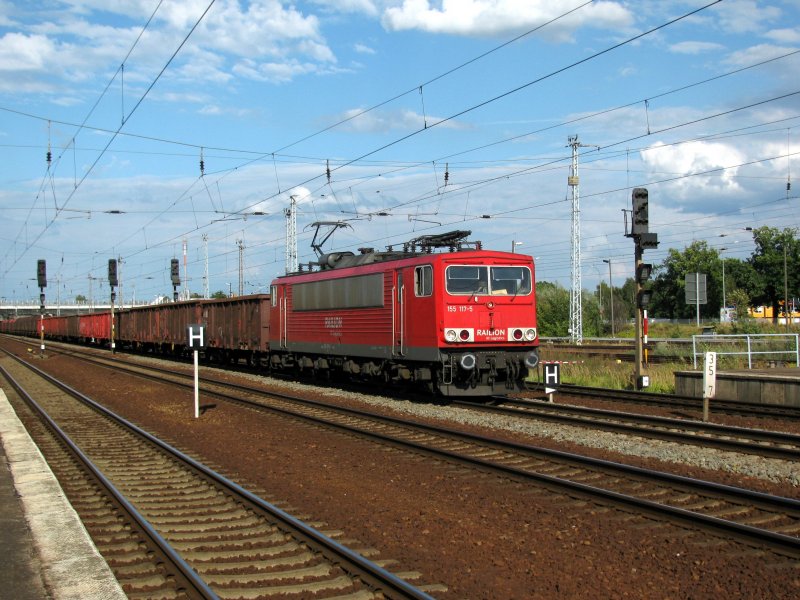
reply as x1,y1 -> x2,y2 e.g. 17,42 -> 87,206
46,120 -> 52,168
444,162 -> 449,186
200,147 -> 205,176
326,159 -> 331,184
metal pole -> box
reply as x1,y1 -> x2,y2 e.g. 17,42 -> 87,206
784,242 -> 789,330
795,334 -> 799,367
194,349 -> 200,419
110,288 -> 115,354
603,259 -> 614,336
722,256 -> 726,311
696,272 -> 700,326
634,244 -> 645,387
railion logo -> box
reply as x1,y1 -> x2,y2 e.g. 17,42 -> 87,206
477,329 -> 504,336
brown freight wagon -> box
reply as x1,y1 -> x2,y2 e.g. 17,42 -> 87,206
115,294 -> 270,364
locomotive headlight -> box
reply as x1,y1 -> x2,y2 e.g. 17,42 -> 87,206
509,327 -> 537,342
445,328 -> 473,342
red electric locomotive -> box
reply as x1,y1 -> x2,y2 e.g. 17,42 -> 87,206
268,230 -> 538,396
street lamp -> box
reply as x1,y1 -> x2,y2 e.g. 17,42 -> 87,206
511,241 -> 523,253
602,259 -> 614,336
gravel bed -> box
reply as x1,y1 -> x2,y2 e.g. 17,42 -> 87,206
234,373 -> 800,487
8,344 -> 800,599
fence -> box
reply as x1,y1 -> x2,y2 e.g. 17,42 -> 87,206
692,333 -> 800,369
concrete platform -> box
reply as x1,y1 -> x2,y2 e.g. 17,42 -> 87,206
0,388 -> 126,599
674,368 -> 800,407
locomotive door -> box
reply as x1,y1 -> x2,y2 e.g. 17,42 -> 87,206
272,284 -> 287,349
393,271 -> 405,356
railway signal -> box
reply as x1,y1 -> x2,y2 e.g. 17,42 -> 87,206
36,259 -> 46,355
625,188 -> 659,390
109,259 -> 118,353
170,258 -> 180,301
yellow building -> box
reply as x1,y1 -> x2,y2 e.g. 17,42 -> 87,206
749,304 -> 800,320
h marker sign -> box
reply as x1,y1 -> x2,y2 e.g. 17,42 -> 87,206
187,325 -> 205,418
543,363 -> 561,401
187,324 -> 206,349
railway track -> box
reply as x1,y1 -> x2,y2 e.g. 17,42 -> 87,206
467,397 -> 800,461
0,348 -> 437,599
47,341 -> 800,462
556,384 -> 800,421
32,344 -> 800,559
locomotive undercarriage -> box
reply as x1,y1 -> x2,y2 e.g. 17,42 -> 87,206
267,347 -> 538,397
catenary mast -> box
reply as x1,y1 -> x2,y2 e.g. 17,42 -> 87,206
567,135 -> 598,344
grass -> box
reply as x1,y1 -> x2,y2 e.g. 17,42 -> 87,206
535,355 -> 678,393
536,319 -> 799,393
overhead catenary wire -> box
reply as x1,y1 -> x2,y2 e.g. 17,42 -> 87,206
7,0 -> 800,298
1,0 -> 216,277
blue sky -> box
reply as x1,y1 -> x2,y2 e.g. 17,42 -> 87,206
1,0 -> 798,305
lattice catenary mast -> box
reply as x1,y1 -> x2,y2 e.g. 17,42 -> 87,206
284,195 -> 298,273
567,135 -> 597,345
202,233 -> 209,299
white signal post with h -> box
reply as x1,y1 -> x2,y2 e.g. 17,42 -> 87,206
187,325 -> 205,418
543,363 -> 561,402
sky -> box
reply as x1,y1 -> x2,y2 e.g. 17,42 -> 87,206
1,0 -> 798,306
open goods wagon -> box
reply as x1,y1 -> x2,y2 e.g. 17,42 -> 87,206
115,294 -> 270,363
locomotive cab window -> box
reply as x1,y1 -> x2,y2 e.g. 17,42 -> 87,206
270,285 -> 278,306
415,265 -> 433,297
446,265 -> 488,295
489,266 -> 532,296
446,265 -> 531,296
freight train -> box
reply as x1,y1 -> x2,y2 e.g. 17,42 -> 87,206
1,231 -> 539,396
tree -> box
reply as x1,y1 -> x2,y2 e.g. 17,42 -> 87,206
75,294 -> 87,304
649,241 -> 723,320
748,226 -> 799,323
728,288 -> 751,323
536,281 -> 570,337
211,290 -> 228,299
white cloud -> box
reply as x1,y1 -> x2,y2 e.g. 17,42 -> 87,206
712,0 -> 782,35
354,42 -> 376,54
765,28 -> 800,44
0,32 -> 56,71
309,0 -> 379,16
381,0 -> 633,39
232,57 -> 320,83
336,106 -> 466,133
669,41 -> 725,55
640,140 -> 746,200
724,43 -> 800,68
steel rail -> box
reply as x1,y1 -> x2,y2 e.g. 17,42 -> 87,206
1,349 -> 435,600
558,383 -> 800,420
27,343 -> 800,460
46,347 -> 800,557
0,361 -> 220,600
465,398 -> 800,461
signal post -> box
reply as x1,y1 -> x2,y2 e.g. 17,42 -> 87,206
627,189 -> 658,390
37,259 -> 47,356
108,259 -> 118,354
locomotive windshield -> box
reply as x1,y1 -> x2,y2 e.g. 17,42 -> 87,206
446,265 -> 531,296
